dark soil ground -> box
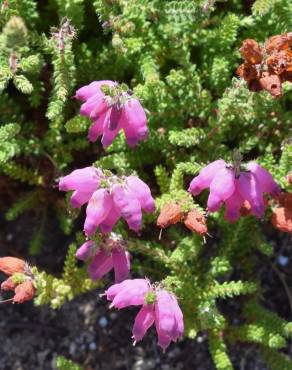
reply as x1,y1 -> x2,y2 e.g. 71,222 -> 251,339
0,214 -> 291,370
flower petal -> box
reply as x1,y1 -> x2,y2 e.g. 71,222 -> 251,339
84,189 -> 112,236
132,305 -> 155,343
88,248 -> 113,280
112,248 -> 130,283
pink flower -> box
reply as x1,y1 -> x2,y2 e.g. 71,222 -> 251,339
104,279 -> 184,350
75,80 -> 148,148
76,234 -> 130,283
59,168 -> 155,235
188,159 -> 280,222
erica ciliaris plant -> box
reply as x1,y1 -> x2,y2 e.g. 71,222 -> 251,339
0,0 -> 292,369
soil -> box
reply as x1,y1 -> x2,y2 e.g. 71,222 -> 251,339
0,214 -> 291,370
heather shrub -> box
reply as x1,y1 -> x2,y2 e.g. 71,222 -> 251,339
0,0 -> 292,369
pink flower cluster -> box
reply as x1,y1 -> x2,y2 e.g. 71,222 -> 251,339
59,166 -> 155,236
76,234 -> 130,283
75,80 -> 148,148
189,160 -> 280,222
58,79 -> 185,350
104,279 -> 184,350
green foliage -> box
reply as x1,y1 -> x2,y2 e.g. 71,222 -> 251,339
34,244 -> 101,309
208,330 -> 234,370
1,0 -> 292,368
56,356 -> 83,370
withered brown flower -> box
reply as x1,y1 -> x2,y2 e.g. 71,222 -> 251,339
239,39 -> 263,64
13,280 -> 36,304
265,33 -> 292,54
271,207 -> 292,234
0,257 -> 25,276
259,72 -> 282,97
157,203 -> 183,228
236,33 -> 292,97
184,209 -> 208,236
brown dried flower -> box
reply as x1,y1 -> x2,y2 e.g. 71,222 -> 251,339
157,203 -> 183,228
239,39 -> 263,64
259,72 -> 282,97
1,277 -> 16,292
271,207 -> 292,234
13,280 -> 36,304
0,257 -> 25,276
184,209 -> 208,236
265,33 -> 292,54
237,33 -> 292,97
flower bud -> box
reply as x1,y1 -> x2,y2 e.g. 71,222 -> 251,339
1,277 -> 16,291
184,209 -> 207,236
157,203 -> 183,228
3,16 -> 27,49
287,172 -> 292,184
0,257 -> 25,276
13,280 -> 36,304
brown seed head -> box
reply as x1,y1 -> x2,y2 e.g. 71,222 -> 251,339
0,257 -> 25,276
184,209 -> 208,236
157,203 -> 183,228
13,280 -> 36,304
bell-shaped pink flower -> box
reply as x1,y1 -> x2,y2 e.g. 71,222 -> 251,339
126,176 -> 156,213
247,162 -> 280,197
224,189 -> 244,223
84,189 -> 112,236
207,167 -> 235,212
104,279 -> 184,350
237,172 -> 265,218
188,160 -> 226,196
59,167 -> 100,193
75,80 -> 148,148
106,279 -> 149,309
188,159 -> 280,221
59,167 -> 155,235
112,185 -> 142,232
133,305 -> 156,343
154,290 -> 184,350
76,235 -> 130,283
